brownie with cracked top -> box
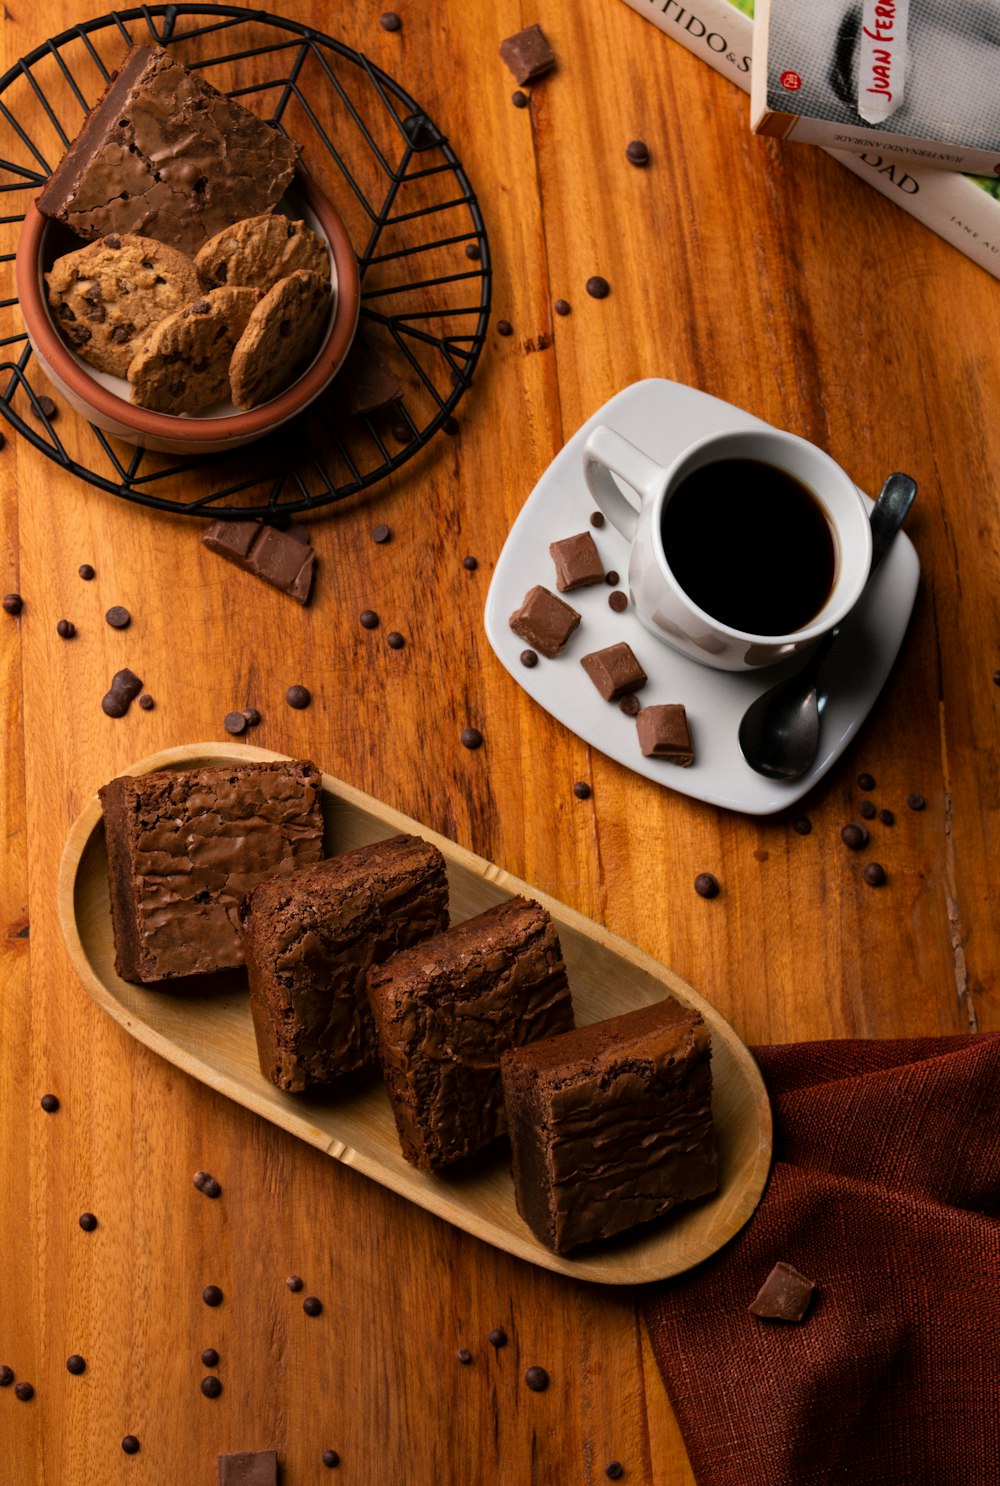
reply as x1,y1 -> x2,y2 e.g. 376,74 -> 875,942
501,997 -> 717,1253
240,835 -> 449,1093
99,760 -> 324,984
368,897 -> 574,1173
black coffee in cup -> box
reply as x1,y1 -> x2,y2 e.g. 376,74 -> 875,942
659,457 -> 837,635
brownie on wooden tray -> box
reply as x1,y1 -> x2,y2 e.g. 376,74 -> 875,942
99,760 -> 324,984
367,897 -> 575,1173
500,998 -> 718,1253
240,835 -> 449,1093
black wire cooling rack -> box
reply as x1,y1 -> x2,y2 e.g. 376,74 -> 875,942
0,5 -> 491,518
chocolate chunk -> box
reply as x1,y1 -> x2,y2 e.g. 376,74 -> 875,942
840,823 -> 869,850
589,510 -> 604,527
322,1451 -> 340,1468
138,693 -> 155,710
387,631 -> 405,649
380,11 -> 401,30
618,694 -> 641,717
573,782 -> 591,800
509,586 -> 581,658
223,711 -> 247,736
371,523 -> 391,544
303,1295 -> 323,1317
608,590 -> 628,612
879,808 -> 895,826
201,1375 -> 222,1398
524,1366 -> 550,1392
857,772 -> 876,790
285,684 -> 311,709
339,342 -> 403,417
488,1328 -> 508,1349
606,1465 -> 625,1481
286,1275 -> 303,1292
201,1348 -> 219,1367
217,1452 -> 278,1486
78,564 -> 95,580
908,792 -> 926,811
626,139 -> 650,166
202,520 -> 315,605
40,1093 -> 59,1112
586,276 -> 610,299
863,863 -> 887,886
32,395 -> 57,420
14,1381 -> 34,1401
0,1366 -> 13,1386
460,727 -> 483,750
694,872 -> 720,899
3,593 -> 23,615
101,668 -> 143,718
105,605 -> 131,629
202,1285 -> 223,1307
793,816 -> 812,835
465,242 -> 481,261
520,649 -> 538,668
497,320 -> 513,337
360,610 -> 380,630
78,1212 -> 98,1231
463,555 -> 479,571
637,704 -> 694,765
549,531 -> 604,592
749,1261 -> 816,1322
122,1436 -> 141,1455
859,800 -> 876,820
66,1355 -> 86,1375
499,24 -> 556,85
511,90 -> 529,109
457,1348 -> 473,1365
554,298 -> 571,316
580,642 -> 647,702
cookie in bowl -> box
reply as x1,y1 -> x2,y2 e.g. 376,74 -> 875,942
230,271 -> 332,411
195,213 -> 330,293
127,286 -> 261,415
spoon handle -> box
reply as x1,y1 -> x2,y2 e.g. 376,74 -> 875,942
869,473 -> 917,572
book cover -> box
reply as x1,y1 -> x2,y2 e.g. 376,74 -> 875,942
620,0 -> 1000,280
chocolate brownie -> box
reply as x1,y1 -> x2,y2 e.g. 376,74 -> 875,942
37,45 -> 299,254
368,897 -> 574,1173
239,836 -> 449,1093
99,760 -> 324,984
501,997 -> 718,1253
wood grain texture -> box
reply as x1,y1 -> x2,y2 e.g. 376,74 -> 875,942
1,0 -> 998,1481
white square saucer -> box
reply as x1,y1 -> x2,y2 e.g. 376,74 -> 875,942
483,379 -> 919,816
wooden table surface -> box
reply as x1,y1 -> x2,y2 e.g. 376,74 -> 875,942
2,1 -> 998,1481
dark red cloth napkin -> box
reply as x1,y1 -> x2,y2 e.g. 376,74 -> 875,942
642,1036 -> 1000,1486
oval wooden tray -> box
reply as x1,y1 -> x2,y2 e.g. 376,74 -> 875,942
58,743 -> 772,1285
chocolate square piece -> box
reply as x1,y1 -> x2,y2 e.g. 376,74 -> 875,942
749,1262 -> 817,1322
501,997 -> 718,1253
509,585 -> 581,658
37,45 -> 299,254
549,532 -> 604,592
217,1451 -> 278,1486
240,836 -> 449,1093
202,520 -> 315,605
580,642 -> 647,702
499,24 -> 556,85
368,897 -> 574,1173
636,704 -> 694,765
341,342 -> 404,417
99,761 -> 324,984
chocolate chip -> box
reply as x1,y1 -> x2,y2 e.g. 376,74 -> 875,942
626,138 -> 650,166
202,1285 -> 223,1307
859,800 -> 876,819
14,1382 -> 34,1401
387,631 -> 405,649
618,694 -> 641,717
590,511 -> 605,527
907,793 -> 925,811
461,727 -> 483,750
442,415 -> 460,435
303,1296 -> 323,1317
878,808 -> 895,826
78,564 -> 95,581
242,708 -> 260,726
554,299 -> 572,316
586,276 -> 610,299
3,593 -> 22,615
66,1355 -> 86,1375
138,694 -> 154,711
40,1093 -> 59,1112
79,1212 -> 98,1231
201,1376 -> 222,1398
793,816 -> 812,835
463,555 -> 479,571
857,772 -> 876,790
391,419 -> 411,444
380,10 -> 401,29
183,299 -> 211,317
201,1348 -> 219,1367
520,649 -> 538,668
193,1171 -> 209,1190
0,1366 -> 13,1386
993,670 -> 1000,687
286,1275 -> 303,1292
605,1465 -> 625,1481
360,610 -> 380,630
608,591 -> 628,612
465,242 -> 481,261
322,1451 -> 340,1468
457,1348 -> 473,1365
605,570 -> 620,586
488,1328 -> 508,1349
224,711 -> 247,736
512,90 -> 529,108
497,320 -> 513,337
121,1436 -> 140,1455
33,395 -> 57,420
102,668 -> 142,718
110,325 -> 133,344
371,523 -> 391,544
524,1366 -> 549,1392
285,685 -> 311,709
694,872 -> 720,899
201,1178 -> 222,1199
863,863 -> 887,887
105,605 -> 131,630
573,781 -> 591,800
841,823 -> 869,850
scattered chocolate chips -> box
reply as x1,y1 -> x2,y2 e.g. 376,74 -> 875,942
993,670 -> 1000,687
465,242 -> 482,261
497,320 -> 513,337
391,419 -> 412,444
223,711 -> 247,736
511,90 -> 529,108
32,395 -> 57,421
857,772 -> 876,791
608,591 -> 628,612
66,1355 -> 86,1375
590,511 -> 605,528
605,570 -> 620,586
379,11 -> 401,30
102,668 -> 143,718
78,564 -> 95,581
442,415 -> 460,435
303,1296 -> 323,1317
105,605 -> 131,630
863,863 -> 887,887
192,1171 -> 222,1198
461,727 -> 483,750
78,1212 -> 98,1231
606,1465 -> 625,1481
285,685 -> 311,710
0,1366 -> 13,1386
908,793 -> 926,811
322,1451 -> 340,1469
793,816 -> 812,835
573,781 -> 592,800
201,1375 -> 222,1398
488,1328 -> 508,1349
694,872 -> 720,899
463,555 -> 479,571
360,610 -> 380,630
554,298 -> 572,316
40,1093 -> 59,1112
286,1276 -> 303,1292
121,1436 -> 141,1455
138,693 -> 154,711
201,1348 -> 219,1367
586,276 -> 610,299
371,523 -> 391,544
618,694 -> 641,717
242,707 -> 261,727
457,1348 -> 473,1365
859,800 -> 876,820
841,823 -> 869,850
879,808 -> 895,826
3,593 -> 23,615
202,1285 -> 223,1307
14,1381 -> 34,1401
626,138 -> 650,166
524,1365 -> 549,1392
749,1261 -> 816,1322
520,649 -> 538,668
387,631 -> 405,649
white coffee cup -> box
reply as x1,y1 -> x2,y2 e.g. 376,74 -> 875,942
582,424 -> 873,672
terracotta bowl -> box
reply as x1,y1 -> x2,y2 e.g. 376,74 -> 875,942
15,172 -> 360,456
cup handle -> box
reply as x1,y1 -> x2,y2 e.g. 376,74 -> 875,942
582,426 -> 668,543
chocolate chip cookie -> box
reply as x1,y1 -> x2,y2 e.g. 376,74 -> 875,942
128,286 -> 261,415
45,233 -> 200,377
229,271 -> 332,411
195,213 -> 329,293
